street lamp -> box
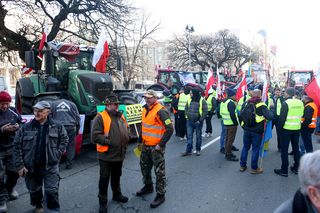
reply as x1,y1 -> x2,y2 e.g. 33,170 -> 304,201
185,25 -> 194,70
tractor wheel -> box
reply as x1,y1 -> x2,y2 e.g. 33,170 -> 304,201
15,84 -> 33,114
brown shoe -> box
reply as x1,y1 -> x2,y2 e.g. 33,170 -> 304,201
150,194 -> 165,208
239,166 -> 247,172
250,168 -> 263,174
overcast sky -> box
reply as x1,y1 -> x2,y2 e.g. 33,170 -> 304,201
135,0 -> 320,70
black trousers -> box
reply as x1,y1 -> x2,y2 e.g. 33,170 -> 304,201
98,160 -> 123,204
177,111 -> 187,138
205,112 -> 213,133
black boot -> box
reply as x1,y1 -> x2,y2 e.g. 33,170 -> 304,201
150,193 -> 165,208
113,193 -> 128,203
99,203 -> 108,213
225,154 -> 239,161
136,184 -> 154,196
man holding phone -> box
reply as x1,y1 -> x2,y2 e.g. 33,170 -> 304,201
0,90 -> 21,212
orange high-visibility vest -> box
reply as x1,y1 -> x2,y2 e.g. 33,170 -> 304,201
142,102 -> 166,146
96,110 -> 127,153
301,102 -> 318,129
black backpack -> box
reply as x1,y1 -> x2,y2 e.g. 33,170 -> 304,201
239,102 -> 256,127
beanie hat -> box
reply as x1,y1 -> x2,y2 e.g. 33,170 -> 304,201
0,91 -> 11,102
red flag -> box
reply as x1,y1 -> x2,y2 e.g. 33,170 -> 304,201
216,67 -> 221,99
305,72 -> 320,116
20,65 -> 33,75
236,75 -> 247,101
205,68 -> 215,97
92,31 -> 110,73
37,25 -> 48,61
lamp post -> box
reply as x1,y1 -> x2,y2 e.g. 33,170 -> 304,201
185,25 -> 194,70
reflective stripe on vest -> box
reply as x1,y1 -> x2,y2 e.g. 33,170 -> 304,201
142,102 -> 166,145
206,94 -> 214,111
301,102 -> 318,129
187,97 -> 204,117
220,99 -> 237,125
283,99 -> 304,130
96,110 -> 127,153
178,93 -> 191,110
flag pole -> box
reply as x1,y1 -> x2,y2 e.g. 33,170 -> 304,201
258,120 -> 267,168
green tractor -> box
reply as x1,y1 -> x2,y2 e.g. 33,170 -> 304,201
16,42 -> 138,143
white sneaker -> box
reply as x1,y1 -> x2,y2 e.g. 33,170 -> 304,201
202,133 -> 208,137
0,203 -> 7,213
207,133 -> 212,137
180,138 -> 184,141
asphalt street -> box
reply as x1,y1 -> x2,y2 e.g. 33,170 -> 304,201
8,116 -> 320,213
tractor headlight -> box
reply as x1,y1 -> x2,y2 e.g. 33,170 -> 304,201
87,95 -> 99,105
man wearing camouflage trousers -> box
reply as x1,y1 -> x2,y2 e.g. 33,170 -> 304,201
136,90 -> 173,208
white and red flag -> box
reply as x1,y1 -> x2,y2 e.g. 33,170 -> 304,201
236,75 -> 247,101
92,31 -> 110,73
205,68 -> 215,97
37,25 -> 49,61
20,65 -> 33,75
216,66 -> 221,99
261,79 -> 268,103
305,72 -> 320,116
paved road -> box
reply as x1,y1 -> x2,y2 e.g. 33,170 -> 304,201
8,117 -> 319,213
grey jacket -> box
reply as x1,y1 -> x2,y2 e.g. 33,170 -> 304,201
13,117 -> 68,172
50,99 -> 80,130
185,98 -> 208,123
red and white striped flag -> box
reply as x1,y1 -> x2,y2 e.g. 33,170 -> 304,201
205,68 -> 215,97
20,65 -> 33,75
305,72 -> 320,116
37,25 -> 49,61
216,67 -> 221,99
92,31 -> 110,73
261,79 -> 268,103
236,75 -> 247,101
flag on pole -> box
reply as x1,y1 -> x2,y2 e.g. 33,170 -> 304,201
20,65 -> 33,75
37,25 -> 49,60
305,72 -> 320,116
247,60 -> 252,77
261,79 -> 268,103
216,66 -> 221,99
259,80 -> 271,158
92,31 -> 110,73
205,68 -> 215,97
236,75 -> 247,101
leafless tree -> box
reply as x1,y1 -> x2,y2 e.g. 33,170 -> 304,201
0,0 -> 132,63
167,29 -> 262,73
107,12 -> 161,89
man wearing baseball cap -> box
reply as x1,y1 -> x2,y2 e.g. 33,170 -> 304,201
136,90 -> 173,208
0,91 -> 22,212
14,100 -> 68,213
91,93 -> 130,213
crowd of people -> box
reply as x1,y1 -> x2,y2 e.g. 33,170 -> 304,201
0,81 -> 319,212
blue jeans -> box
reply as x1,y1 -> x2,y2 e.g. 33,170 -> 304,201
220,120 -> 226,149
186,120 -> 203,153
280,130 -> 300,173
240,131 -> 262,170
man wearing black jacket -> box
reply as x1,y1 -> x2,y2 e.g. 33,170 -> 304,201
300,95 -> 318,153
239,89 -> 274,174
0,91 -> 21,212
14,101 -> 68,213
273,87 -> 284,152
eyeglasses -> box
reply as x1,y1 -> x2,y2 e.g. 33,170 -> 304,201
33,109 -> 45,113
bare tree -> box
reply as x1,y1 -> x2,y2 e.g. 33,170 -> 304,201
107,12 -> 161,89
0,0 -> 132,63
167,29 -> 262,73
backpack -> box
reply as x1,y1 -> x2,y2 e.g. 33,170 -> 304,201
239,102 -> 256,127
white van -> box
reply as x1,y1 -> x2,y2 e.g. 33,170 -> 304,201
0,76 -> 7,91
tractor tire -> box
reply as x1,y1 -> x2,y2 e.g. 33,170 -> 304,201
15,84 -> 34,115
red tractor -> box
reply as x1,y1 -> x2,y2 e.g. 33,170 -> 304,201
286,70 -> 314,95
